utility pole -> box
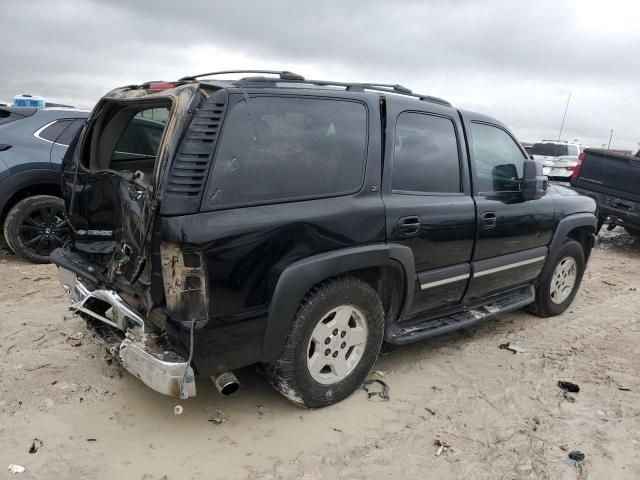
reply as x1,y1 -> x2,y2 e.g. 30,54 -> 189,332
607,129 -> 614,151
556,92 -> 571,143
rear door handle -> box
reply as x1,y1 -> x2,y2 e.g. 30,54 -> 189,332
398,216 -> 421,236
480,211 -> 497,229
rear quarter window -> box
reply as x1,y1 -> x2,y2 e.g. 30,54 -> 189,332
38,120 -> 73,142
55,118 -> 85,146
203,96 -> 368,209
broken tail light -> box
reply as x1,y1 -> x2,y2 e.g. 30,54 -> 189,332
160,243 -> 209,322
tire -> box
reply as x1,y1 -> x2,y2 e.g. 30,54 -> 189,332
528,239 -> 585,317
265,276 -> 385,409
624,226 -> 640,237
3,195 -> 69,264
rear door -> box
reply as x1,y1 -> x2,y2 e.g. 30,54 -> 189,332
461,115 -> 554,300
383,101 -> 475,319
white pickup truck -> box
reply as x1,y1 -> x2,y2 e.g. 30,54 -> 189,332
530,140 -> 584,181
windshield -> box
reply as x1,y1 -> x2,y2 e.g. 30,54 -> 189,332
530,143 -> 570,157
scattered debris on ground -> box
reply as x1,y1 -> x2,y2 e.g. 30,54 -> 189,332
434,439 -> 452,456
64,331 -> 84,347
28,438 -> 42,454
607,376 -> 632,391
498,341 -> 526,353
361,379 -> 390,401
558,381 -> 580,393
206,407 -> 229,424
567,451 -> 587,478
7,464 -> 26,474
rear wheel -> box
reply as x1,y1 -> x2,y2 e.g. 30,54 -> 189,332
528,239 -> 585,317
265,277 -> 384,408
3,195 -> 69,263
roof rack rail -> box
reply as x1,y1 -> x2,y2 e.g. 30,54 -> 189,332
179,70 -> 305,81
277,78 -> 452,107
184,70 -> 452,107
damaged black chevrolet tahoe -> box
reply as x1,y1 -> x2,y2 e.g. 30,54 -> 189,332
51,70 -> 597,408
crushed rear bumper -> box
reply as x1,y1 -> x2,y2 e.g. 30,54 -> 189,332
57,266 -> 196,399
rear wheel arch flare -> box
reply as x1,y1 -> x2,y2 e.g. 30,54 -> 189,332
261,244 -> 414,362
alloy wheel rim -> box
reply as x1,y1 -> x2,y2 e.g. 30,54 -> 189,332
18,207 -> 69,256
550,256 -> 577,304
306,305 -> 368,385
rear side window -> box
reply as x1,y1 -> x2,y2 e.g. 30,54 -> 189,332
38,120 -> 72,142
204,96 -> 367,208
470,122 -> 526,193
392,112 -> 461,193
55,118 -> 85,146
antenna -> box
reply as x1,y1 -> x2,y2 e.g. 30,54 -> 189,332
556,92 -> 571,146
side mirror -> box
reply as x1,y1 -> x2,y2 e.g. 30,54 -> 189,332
522,159 -> 548,201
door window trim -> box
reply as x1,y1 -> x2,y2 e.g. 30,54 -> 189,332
391,110 -> 465,196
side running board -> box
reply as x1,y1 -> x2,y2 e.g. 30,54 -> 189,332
385,285 -> 535,345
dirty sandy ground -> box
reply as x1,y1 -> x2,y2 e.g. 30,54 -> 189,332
1,228 -> 639,480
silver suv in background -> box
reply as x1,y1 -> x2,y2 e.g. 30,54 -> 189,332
530,140 -> 584,181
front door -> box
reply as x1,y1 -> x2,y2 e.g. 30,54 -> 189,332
462,116 -> 554,300
383,105 -> 475,319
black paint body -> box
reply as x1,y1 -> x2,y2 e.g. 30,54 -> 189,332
56,80 -> 597,377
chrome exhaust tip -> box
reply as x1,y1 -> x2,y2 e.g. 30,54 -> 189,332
212,371 -> 240,396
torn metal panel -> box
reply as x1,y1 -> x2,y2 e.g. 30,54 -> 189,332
160,243 -> 209,322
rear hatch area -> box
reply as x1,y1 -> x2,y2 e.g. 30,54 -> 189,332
50,83 -> 203,398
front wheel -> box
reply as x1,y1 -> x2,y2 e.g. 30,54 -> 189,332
528,239 -> 585,317
265,277 -> 384,408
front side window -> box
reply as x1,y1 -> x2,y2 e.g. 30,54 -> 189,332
470,122 -> 525,194
392,112 -> 461,193
205,96 -> 367,208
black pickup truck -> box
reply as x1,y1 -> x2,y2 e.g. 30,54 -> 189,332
50,71 -> 597,408
570,148 -> 640,236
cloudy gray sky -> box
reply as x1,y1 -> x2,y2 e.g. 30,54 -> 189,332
1,0 -> 639,149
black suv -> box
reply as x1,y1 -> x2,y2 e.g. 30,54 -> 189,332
51,71 -> 597,408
